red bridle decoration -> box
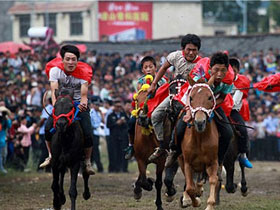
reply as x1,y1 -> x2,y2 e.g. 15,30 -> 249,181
52,95 -> 75,128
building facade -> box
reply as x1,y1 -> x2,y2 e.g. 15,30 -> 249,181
8,0 -> 238,43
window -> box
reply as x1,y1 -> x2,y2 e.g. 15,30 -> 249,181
19,14 -> 30,37
44,13 -> 57,35
70,12 -> 83,35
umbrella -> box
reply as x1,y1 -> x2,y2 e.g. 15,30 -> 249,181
0,41 -> 32,54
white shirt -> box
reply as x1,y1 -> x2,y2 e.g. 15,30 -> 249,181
49,67 -> 87,101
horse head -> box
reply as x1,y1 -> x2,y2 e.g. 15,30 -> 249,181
53,89 -> 75,133
187,75 -> 216,133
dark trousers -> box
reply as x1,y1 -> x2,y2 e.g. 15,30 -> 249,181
214,107 -> 233,165
230,110 -> 249,153
91,134 -> 103,172
22,146 -> 30,166
45,110 -> 93,148
106,135 -> 114,172
128,116 -> 136,140
110,135 -> 129,172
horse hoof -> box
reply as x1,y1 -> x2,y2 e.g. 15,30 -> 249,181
157,206 -> 164,210
134,191 -> 142,200
241,188 -> 248,197
83,191 -> 91,200
180,195 -> 192,208
193,197 -> 201,207
165,192 -> 175,202
205,205 -> 214,210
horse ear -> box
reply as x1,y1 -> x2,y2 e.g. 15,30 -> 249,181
187,74 -> 196,86
54,89 -> 59,99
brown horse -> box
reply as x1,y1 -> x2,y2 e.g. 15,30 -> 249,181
133,87 -> 175,210
179,75 -> 220,210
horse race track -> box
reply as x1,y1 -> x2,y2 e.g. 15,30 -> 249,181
0,161 -> 280,210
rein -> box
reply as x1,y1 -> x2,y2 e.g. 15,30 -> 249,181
188,83 -> 216,119
214,110 -> 254,130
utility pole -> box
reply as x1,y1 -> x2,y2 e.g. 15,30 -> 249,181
236,0 -> 247,35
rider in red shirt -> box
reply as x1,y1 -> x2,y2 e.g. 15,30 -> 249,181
229,57 -> 253,168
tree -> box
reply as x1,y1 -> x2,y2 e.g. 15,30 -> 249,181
269,1 -> 280,26
202,0 -> 267,34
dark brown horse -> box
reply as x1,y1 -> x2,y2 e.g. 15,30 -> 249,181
133,86 -> 176,210
179,76 -> 220,210
51,89 -> 91,210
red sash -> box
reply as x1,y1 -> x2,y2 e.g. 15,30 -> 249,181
45,57 -> 92,84
239,99 -> 250,121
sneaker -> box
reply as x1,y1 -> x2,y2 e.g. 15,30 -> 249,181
124,146 -> 134,160
165,150 -> 178,168
148,147 -> 167,162
39,157 -> 51,168
239,156 -> 253,168
85,162 -> 95,175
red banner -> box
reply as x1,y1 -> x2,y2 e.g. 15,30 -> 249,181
98,1 -> 152,41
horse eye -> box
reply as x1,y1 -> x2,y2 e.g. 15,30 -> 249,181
189,96 -> 192,102
208,96 -> 212,100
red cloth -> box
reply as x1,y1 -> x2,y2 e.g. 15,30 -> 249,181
146,83 -> 170,117
234,74 -> 251,98
189,57 -> 234,85
45,57 -> 92,84
217,94 -> 234,117
253,73 -> 280,92
239,99 -> 250,121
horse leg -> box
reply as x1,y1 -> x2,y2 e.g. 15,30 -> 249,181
164,162 -> 178,202
239,162 -> 248,196
224,158 -> 237,194
184,163 -> 201,208
52,166 -> 61,210
82,168 -> 91,200
69,162 -> 80,210
134,160 -> 146,200
155,163 -> 164,210
215,165 -> 222,205
195,173 -> 204,197
205,163 -> 218,210
58,168 -> 66,205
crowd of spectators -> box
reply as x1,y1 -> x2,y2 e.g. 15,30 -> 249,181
0,46 -> 280,174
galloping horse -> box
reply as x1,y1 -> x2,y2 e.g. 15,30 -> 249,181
51,89 -> 91,210
133,78 -> 182,210
179,75 -> 220,210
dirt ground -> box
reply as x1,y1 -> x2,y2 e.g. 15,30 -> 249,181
0,161 -> 280,210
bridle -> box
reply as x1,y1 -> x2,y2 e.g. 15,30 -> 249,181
52,95 -> 75,128
188,83 -> 216,119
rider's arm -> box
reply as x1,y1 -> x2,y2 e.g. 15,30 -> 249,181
232,90 -> 243,111
152,61 -> 171,86
79,82 -> 88,111
50,81 -> 59,106
148,61 -> 171,94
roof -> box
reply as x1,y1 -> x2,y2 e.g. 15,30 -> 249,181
8,2 -> 93,15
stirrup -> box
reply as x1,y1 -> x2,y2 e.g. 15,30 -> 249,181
39,157 -> 51,168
